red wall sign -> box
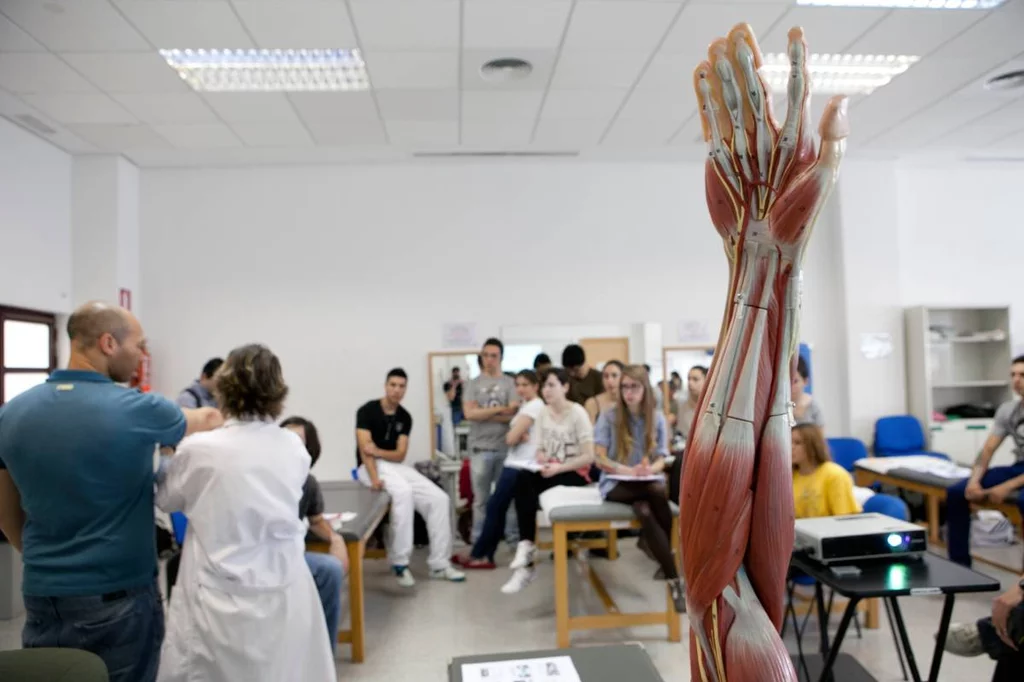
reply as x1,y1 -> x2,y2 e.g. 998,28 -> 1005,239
119,288 -> 132,311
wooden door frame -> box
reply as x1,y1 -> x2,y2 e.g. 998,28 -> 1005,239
427,350 -> 478,458
577,336 -> 630,368
660,344 -> 716,418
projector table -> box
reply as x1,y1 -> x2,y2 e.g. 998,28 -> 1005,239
789,551 -> 999,682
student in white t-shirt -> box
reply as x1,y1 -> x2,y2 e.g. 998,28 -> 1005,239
454,370 -> 544,569
502,367 -> 595,594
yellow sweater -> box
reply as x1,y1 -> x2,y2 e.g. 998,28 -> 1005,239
793,462 -> 861,519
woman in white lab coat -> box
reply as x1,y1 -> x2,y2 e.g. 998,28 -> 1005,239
155,344 -> 334,682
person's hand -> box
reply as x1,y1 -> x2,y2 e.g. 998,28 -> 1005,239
992,583 -> 1023,650
965,479 -> 986,502
196,407 -> 224,431
518,431 -> 530,444
635,458 -> 653,476
329,536 -> 349,573
536,449 -> 548,464
987,483 -> 1015,505
370,478 -> 385,491
364,443 -> 379,459
597,459 -> 617,473
541,463 -> 560,478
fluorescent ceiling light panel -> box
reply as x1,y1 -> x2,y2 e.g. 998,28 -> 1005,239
158,49 -> 368,92
796,0 -> 1004,8
759,53 -> 920,95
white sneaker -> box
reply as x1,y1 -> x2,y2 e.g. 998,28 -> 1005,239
942,622 -> 984,657
509,540 -> 535,570
501,567 -> 535,594
394,566 -> 416,588
429,565 -> 466,582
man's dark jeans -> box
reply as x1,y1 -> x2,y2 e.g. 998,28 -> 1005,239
22,579 -> 164,682
978,602 -> 1024,682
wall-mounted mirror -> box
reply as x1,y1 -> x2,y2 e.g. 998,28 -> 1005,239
661,344 -> 716,447
428,350 -> 479,459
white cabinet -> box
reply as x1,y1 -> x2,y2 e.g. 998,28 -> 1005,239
929,418 -> 1017,467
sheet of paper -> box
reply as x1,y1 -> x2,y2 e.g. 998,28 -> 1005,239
504,460 -> 543,472
461,656 -> 581,682
323,512 -> 358,532
607,474 -> 665,482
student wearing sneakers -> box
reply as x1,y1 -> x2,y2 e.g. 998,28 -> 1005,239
355,368 -> 464,586
176,358 -> 223,409
944,572 -> 1024,681
502,367 -> 595,594
455,370 -> 543,569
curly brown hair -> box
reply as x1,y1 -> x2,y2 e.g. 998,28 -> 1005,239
215,344 -> 288,420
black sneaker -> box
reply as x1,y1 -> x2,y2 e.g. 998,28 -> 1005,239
668,578 -> 687,613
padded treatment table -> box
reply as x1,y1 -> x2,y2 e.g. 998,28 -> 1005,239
544,491 -> 682,648
307,481 -> 390,663
448,642 -> 665,682
0,648 -> 109,682
854,458 -> 1022,573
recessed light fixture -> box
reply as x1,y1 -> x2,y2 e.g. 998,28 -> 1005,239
984,70 -> 1024,91
796,0 -> 1004,8
158,48 -> 368,92
480,58 -> 533,83
759,53 -> 920,95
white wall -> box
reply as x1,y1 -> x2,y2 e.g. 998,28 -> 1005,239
0,118 -> 72,313
140,161 -> 847,481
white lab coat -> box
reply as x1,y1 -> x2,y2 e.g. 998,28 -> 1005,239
155,418 -> 334,682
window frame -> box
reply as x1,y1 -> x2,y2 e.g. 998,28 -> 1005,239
0,305 -> 58,405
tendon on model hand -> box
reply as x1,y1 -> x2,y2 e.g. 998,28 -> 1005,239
679,23 -> 849,682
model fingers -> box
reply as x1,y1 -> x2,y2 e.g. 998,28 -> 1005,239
711,39 -> 754,186
728,23 -> 776,216
694,58 -> 742,196
815,94 -> 850,175
772,27 -> 814,193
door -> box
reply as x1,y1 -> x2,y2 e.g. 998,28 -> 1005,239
578,337 -> 630,369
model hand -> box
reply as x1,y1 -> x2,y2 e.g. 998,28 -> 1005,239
987,483 -> 1015,505
992,583 -> 1023,650
694,24 -> 848,256
965,479 -> 986,502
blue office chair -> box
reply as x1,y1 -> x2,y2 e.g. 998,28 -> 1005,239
351,467 -> 359,482
873,415 -> 950,460
827,437 -> 869,473
170,511 -> 188,546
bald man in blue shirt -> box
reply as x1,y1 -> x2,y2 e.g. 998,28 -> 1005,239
0,302 -> 222,682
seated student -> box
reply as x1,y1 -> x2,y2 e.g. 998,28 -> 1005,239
455,370 -> 544,569
356,368 -> 465,586
669,365 -> 707,442
945,572 -> 1024,681
792,356 -> 824,427
501,368 -> 595,594
533,353 -> 552,378
792,424 -> 859,518
280,416 -> 347,657
584,360 -> 624,424
594,365 -> 686,612
155,344 -> 334,682
946,356 -> 1024,568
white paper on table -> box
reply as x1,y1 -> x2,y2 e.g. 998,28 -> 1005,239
606,474 -> 664,482
461,656 -> 581,682
504,460 -> 543,472
323,512 -> 358,532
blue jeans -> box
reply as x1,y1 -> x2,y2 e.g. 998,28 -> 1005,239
946,461 -> 1024,567
22,579 -> 164,682
470,450 -> 518,544
470,466 -> 520,560
305,551 -> 345,655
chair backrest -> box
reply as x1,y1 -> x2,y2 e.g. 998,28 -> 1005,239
827,437 -> 868,473
862,493 -> 910,521
351,467 -> 359,481
170,511 -> 188,546
873,415 -> 925,455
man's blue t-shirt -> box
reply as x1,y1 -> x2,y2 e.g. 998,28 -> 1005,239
0,370 -> 187,596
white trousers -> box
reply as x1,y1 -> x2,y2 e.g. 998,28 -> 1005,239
357,460 -> 452,571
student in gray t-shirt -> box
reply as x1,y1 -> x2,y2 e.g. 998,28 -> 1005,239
462,339 -> 519,545
946,356 -> 1024,568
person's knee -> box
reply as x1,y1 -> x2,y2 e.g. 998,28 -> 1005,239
633,501 -> 652,518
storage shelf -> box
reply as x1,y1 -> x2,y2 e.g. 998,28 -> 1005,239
929,337 -> 1006,345
933,380 -> 1010,389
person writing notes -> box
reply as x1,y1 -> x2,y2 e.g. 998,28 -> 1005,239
0,302 -> 222,682
154,344 -> 334,682
791,424 -> 859,519
594,364 -> 686,613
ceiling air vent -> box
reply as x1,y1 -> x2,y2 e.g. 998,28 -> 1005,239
412,151 -> 579,158
7,114 -> 57,135
984,70 -> 1024,92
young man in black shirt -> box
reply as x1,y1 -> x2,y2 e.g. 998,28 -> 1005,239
355,368 -> 465,587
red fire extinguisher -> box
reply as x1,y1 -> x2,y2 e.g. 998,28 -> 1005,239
131,350 -> 151,393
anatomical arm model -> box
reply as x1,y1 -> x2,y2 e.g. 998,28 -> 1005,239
679,23 -> 849,682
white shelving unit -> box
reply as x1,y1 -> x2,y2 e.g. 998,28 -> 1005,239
904,306 -> 1016,467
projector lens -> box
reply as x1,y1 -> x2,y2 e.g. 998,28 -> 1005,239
887,533 -> 903,548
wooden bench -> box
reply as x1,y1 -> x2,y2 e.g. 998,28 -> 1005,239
546,501 -> 682,648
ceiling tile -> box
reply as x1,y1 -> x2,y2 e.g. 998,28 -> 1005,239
203,93 -> 300,123
550,51 -> 650,89
375,89 -> 457,121
992,128 -> 1024,150
618,87 -> 693,120
0,53 -> 97,93
385,120 -> 458,146
461,49 -> 555,91
602,117 -> 680,146
563,1 -> 679,50
232,121 -> 314,147
301,116 -> 387,145
22,93 -> 136,124
349,1 -> 459,50
364,51 -> 458,89
288,92 -> 380,121
847,9 -> 983,56
114,0 -> 255,48
660,3 -> 789,55
61,52 -> 190,93
112,93 -> 218,124
532,118 -> 606,147
541,90 -> 628,119
0,14 -> 45,51
463,0 -> 572,50
461,119 -> 533,147
153,123 -> 241,148
761,7 -> 888,55
635,53 -> 702,91
940,97 -> 1024,148
231,1 -> 357,48
66,123 -> 171,151
0,0 -> 149,51
865,96 -> 1008,149
934,0 -> 1024,61
669,112 -> 702,145
461,91 -> 543,120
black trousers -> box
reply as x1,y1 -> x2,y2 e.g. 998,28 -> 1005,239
513,470 -> 588,543
606,480 -> 678,579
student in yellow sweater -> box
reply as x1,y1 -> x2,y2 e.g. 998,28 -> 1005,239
792,424 -> 860,518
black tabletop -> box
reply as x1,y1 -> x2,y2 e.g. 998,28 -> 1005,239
448,644 -> 663,682
791,551 -> 1001,599
320,482 -> 390,543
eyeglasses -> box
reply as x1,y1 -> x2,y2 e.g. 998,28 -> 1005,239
620,382 -> 644,393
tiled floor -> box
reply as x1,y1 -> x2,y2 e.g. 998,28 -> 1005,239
1,542 -> 1018,681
